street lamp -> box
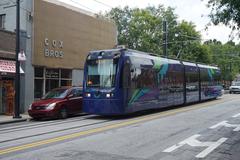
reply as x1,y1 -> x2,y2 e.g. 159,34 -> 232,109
13,0 -> 21,118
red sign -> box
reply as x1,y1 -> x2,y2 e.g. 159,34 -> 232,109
0,60 -> 24,73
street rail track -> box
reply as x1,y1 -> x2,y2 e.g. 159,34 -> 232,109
0,117 -> 112,144
0,113 -> 94,132
0,95 -> 238,147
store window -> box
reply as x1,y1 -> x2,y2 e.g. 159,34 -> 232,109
34,67 -> 44,98
61,69 -> 72,87
35,67 -> 43,77
0,14 -> 6,29
45,68 -> 59,93
34,67 -> 72,99
34,79 -> 43,99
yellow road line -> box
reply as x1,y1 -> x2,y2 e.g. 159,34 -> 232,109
0,96 -> 238,155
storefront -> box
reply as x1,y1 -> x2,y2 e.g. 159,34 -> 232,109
0,59 -> 24,115
0,29 -> 18,115
0,0 -> 117,113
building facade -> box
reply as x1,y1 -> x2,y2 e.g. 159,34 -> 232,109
0,29 -> 16,115
0,0 -> 117,114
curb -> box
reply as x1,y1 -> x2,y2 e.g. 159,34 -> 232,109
0,118 -> 29,125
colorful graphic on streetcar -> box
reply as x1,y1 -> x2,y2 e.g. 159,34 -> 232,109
83,49 -> 222,115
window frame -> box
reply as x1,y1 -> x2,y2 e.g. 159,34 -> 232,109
34,67 -> 73,99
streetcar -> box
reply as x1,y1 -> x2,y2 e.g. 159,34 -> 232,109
83,48 -> 222,115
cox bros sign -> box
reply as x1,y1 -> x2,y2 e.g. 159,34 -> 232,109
44,38 -> 64,58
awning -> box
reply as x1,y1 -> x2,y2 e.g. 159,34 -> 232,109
0,60 -> 24,74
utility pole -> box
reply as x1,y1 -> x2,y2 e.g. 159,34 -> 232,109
13,0 -> 21,118
163,19 -> 167,57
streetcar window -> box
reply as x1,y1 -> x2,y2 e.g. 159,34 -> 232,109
87,58 -> 118,88
122,60 -> 131,88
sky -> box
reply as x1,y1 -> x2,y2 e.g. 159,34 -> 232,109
58,0 -> 239,44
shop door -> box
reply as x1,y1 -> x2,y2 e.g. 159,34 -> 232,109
0,80 -> 14,115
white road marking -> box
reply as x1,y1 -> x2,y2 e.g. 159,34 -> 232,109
163,134 -> 227,158
210,121 -> 240,131
232,113 -> 240,118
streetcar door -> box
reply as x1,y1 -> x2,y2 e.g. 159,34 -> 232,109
122,59 -> 131,107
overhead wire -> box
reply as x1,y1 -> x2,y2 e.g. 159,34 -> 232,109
3,0 -> 213,45
7,0 -> 31,13
69,0 -> 98,13
91,0 -> 113,9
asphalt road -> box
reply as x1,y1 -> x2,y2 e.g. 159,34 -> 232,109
1,94 -> 240,160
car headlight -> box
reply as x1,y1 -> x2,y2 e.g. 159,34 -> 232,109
46,103 -> 56,110
29,104 -> 32,110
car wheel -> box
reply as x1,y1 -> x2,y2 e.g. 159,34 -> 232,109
59,108 -> 68,119
229,91 -> 232,94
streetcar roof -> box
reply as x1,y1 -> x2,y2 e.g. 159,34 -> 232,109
87,48 -> 219,70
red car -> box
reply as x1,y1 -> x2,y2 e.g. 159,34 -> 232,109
28,86 -> 83,120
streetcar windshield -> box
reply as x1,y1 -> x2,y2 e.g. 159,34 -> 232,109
86,58 -> 118,88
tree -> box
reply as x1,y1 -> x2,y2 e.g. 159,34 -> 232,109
169,21 -> 202,60
203,39 -> 222,45
207,0 -> 240,34
204,39 -> 240,81
104,4 -> 240,82
105,5 -> 179,55
105,6 -> 203,59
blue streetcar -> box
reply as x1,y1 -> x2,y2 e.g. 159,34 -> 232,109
83,48 -> 222,115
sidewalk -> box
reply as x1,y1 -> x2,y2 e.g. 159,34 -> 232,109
0,114 -> 30,125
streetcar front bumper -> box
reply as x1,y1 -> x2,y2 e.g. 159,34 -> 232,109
83,98 -> 123,115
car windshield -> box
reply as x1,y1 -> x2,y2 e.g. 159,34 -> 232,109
42,88 -> 68,99
232,82 -> 240,86
86,58 -> 118,88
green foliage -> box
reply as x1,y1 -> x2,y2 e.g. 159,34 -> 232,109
207,0 -> 240,80
207,0 -> 240,34
105,6 -> 203,61
183,43 -> 213,63
104,5 -> 240,81
204,40 -> 240,81
169,21 -> 202,61
106,5 -> 176,54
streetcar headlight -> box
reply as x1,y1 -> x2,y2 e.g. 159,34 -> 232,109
46,103 -> 56,110
86,93 -> 91,97
106,93 -> 114,98
106,93 -> 111,98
